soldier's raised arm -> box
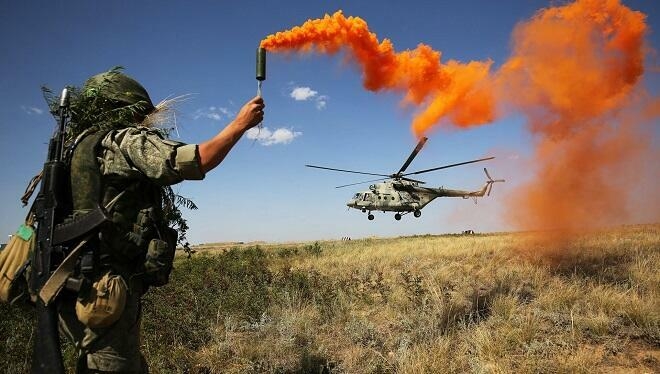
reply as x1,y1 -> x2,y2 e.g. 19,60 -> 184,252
198,96 -> 265,173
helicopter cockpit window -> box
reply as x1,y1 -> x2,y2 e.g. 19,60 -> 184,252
363,193 -> 372,201
354,193 -> 361,199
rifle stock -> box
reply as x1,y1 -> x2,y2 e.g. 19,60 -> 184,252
31,300 -> 64,373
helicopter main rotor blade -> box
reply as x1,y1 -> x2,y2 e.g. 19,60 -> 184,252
335,177 -> 389,189
396,137 -> 428,175
305,165 -> 390,178
402,156 -> 495,176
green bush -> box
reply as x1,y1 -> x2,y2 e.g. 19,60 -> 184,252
143,247 -> 273,371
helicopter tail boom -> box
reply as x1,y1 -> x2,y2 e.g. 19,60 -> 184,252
422,168 -> 504,198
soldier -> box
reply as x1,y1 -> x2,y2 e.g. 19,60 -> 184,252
53,69 -> 264,373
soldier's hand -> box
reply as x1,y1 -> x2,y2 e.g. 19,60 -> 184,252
235,96 -> 265,131
199,96 -> 266,173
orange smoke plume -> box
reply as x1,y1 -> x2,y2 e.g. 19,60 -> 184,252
260,11 -> 495,137
262,0 -> 656,232
500,0 -> 652,231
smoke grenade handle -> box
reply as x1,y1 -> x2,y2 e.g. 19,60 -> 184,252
256,47 -> 266,97
256,47 -> 266,81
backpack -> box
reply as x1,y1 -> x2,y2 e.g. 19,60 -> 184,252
0,217 -> 35,304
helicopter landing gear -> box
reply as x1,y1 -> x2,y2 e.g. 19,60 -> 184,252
361,208 -> 367,213
413,210 -> 422,218
394,213 -> 402,221
368,214 -> 375,220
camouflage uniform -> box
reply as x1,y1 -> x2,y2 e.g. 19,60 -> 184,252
58,72 -> 204,373
98,127 -> 204,183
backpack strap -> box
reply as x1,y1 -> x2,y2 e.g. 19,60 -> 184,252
50,129 -> 114,245
69,129 -> 112,211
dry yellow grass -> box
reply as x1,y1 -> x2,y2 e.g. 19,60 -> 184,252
185,225 -> 659,373
5,226 -> 655,373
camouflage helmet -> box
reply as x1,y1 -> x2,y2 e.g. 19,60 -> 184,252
83,71 -> 155,117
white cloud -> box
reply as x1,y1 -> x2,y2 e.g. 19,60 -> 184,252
290,87 -> 318,101
289,86 -> 329,110
21,106 -> 44,115
316,95 -> 328,110
193,106 -> 234,122
245,126 -> 302,146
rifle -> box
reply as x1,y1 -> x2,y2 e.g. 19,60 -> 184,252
29,87 -> 70,374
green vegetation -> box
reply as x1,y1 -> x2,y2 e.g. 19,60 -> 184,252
2,227 -> 658,373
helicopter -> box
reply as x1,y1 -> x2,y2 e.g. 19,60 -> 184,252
306,137 -> 504,221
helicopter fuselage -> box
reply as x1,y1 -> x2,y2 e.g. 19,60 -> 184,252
347,181 -> 431,213
306,136 -> 504,221
346,180 -> 489,217
346,179 -> 490,214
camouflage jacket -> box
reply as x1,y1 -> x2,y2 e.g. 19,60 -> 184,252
69,126 -> 204,275
98,126 -> 204,185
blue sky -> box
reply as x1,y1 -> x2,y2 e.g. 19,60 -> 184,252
1,1 -> 658,244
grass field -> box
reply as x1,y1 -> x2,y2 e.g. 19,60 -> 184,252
1,225 -> 658,373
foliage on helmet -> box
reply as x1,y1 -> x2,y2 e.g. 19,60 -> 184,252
42,67 -> 156,141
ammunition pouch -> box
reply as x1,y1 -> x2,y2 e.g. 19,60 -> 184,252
128,207 -> 157,248
75,271 -> 128,328
100,206 -> 156,262
143,227 -> 177,287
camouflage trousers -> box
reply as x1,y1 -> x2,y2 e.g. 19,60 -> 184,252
58,278 -> 148,373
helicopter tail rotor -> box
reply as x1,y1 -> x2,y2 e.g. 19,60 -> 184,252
484,168 -> 505,196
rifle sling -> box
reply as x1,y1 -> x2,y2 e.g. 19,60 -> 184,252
39,236 -> 91,306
